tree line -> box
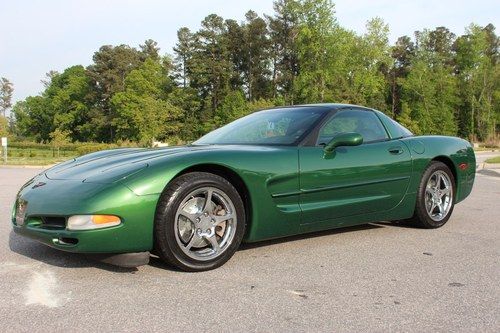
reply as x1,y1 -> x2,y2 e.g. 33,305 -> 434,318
1,0 -> 499,145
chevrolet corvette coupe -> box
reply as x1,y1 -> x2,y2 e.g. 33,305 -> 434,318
12,104 -> 476,271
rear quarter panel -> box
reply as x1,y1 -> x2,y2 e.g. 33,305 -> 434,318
401,136 -> 475,204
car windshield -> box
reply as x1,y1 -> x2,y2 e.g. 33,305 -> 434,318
194,107 -> 325,145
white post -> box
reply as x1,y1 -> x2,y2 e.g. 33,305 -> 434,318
1,137 -> 7,163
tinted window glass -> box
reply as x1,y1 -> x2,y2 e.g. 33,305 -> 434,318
317,109 -> 389,145
195,107 -> 324,145
389,118 -> 413,138
375,111 -> 413,138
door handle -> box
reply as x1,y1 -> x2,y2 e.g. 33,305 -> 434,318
388,147 -> 404,155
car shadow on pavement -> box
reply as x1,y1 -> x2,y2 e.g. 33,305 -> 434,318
9,222 -> 403,272
238,223 -> 384,251
147,223 -> 388,271
147,255 -> 183,272
372,220 -> 420,229
8,230 -> 138,273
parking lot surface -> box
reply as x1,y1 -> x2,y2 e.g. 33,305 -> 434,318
0,165 -> 499,332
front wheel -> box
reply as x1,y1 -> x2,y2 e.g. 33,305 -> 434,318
410,161 -> 456,228
154,172 -> 245,271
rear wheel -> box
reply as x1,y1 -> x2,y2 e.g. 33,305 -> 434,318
154,172 -> 245,271
410,161 -> 455,228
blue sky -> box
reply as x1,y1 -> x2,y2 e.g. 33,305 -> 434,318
1,0 -> 499,104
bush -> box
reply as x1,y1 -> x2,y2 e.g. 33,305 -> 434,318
9,140 -> 141,157
9,140 -> 77,150
76,143 -> 119,156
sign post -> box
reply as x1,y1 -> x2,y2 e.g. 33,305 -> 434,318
1,137 -> 7,163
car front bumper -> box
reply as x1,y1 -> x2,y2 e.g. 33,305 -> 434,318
12,173 -> 159,255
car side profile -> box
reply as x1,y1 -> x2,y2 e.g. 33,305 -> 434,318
12,104 -> 476,271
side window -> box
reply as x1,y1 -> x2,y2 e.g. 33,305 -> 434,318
375,110 -> 413,139
317,109 -> 389,145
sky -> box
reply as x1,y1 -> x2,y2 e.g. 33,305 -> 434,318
1,0 -> 499,105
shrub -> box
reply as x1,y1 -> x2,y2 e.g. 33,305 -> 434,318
9,140 -> 77,150
9,140 -> 141,157
76,143 -> 118,156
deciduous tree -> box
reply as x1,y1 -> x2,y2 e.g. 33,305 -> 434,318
0,77 -> 13,118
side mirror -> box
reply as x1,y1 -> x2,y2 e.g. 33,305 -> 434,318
324,132 -> 363,153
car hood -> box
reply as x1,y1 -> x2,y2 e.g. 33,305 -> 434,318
45,146 -> 206,183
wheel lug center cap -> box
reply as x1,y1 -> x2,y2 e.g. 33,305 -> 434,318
197,215 -> 213,229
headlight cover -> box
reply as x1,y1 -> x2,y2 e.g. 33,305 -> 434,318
67,215 -> 121,230
14,199 -> 28,226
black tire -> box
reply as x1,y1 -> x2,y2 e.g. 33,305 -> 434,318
154,172 -> 246,271
409,161 -> 456,228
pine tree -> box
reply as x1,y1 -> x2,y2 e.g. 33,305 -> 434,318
267,0 -> 300,103
173,28 -> 195,88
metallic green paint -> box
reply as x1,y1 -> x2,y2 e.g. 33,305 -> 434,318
299,140 -> 412,224
13,177 -> 158,252
324,132 -> 363,152
11,105 -> 476,257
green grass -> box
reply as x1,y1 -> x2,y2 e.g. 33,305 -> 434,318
485,156 -> 500,164
1,147 -> 78,166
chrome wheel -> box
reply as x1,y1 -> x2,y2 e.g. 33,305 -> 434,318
174,187 -> 237,261
425,170 -> 453,221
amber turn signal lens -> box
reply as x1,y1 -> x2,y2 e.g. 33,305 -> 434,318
91,215 -> 121,224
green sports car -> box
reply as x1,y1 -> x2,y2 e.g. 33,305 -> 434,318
12,104 -> 476,271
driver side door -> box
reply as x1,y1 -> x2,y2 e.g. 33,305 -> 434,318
299,108 -> 412,227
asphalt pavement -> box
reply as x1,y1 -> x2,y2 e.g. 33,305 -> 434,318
0,160 -> 499,332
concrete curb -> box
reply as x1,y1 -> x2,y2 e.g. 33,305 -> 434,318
476,162 -> 500,177
474,149 -> 500,154
476,162 -> 500,170
484,163 -> 500,170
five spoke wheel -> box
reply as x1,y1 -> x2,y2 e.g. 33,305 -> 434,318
424,170 -> 453,222
154,172 -> 245,271
174,187 -> 237,261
